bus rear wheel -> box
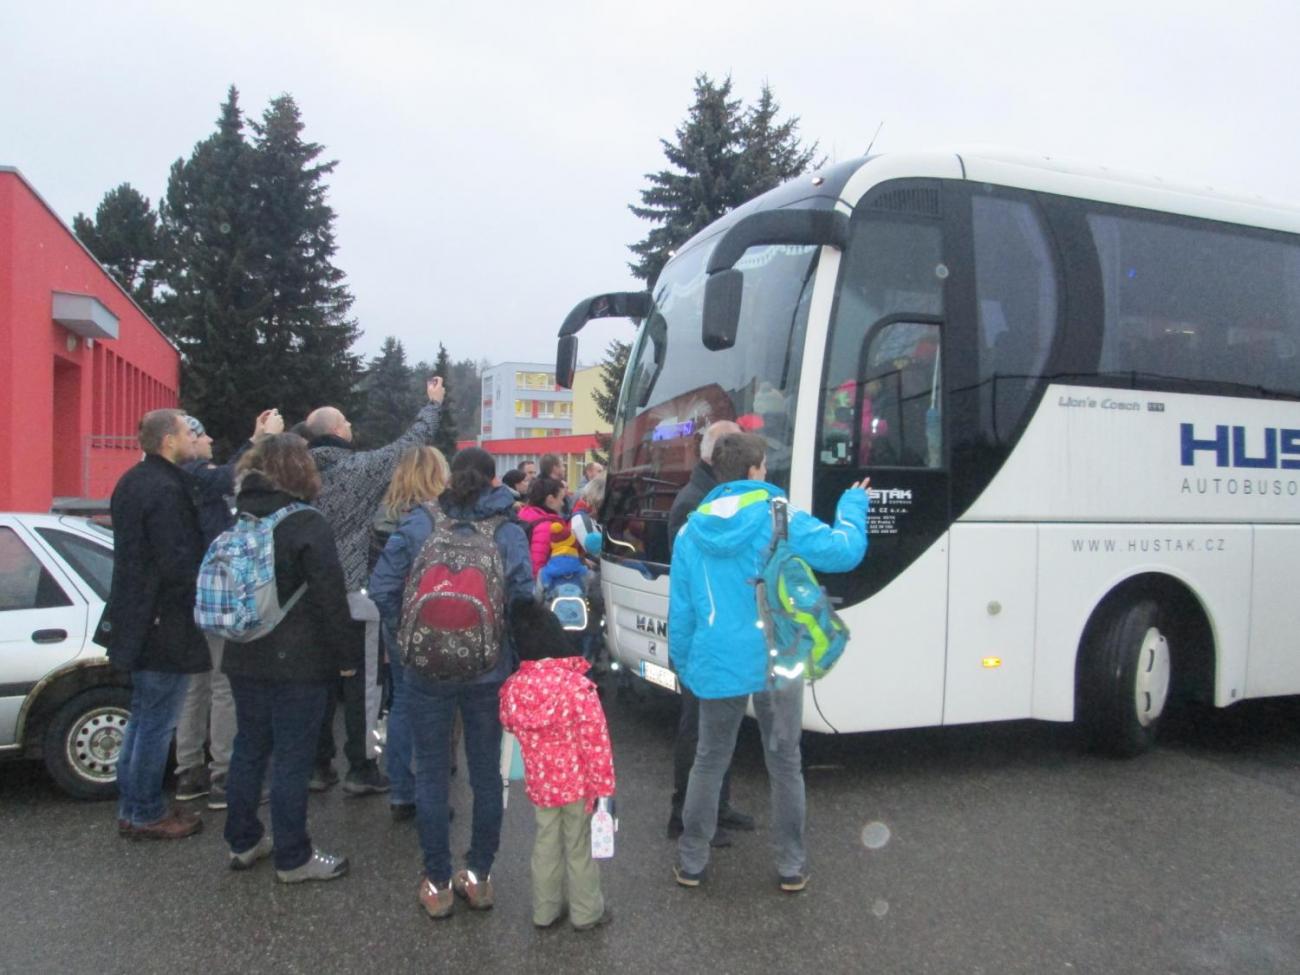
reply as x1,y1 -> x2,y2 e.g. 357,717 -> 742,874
1079,597 -> 1172,757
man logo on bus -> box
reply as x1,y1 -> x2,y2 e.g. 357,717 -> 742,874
636,614 -> 668,637
1180,423 -> 1300,469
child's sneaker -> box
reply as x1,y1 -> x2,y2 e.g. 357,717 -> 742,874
452,869 -> 494,909
778,872 -> 809,893
419,876 -> 454,919
673,864 -> 705,887
572,907 -> 614,932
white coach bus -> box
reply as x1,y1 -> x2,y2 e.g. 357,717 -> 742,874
555,149 -> 1300,754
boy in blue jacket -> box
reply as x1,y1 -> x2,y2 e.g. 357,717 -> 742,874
669,432 -> 869,893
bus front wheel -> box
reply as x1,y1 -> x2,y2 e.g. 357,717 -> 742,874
1079,597 -> 1172,757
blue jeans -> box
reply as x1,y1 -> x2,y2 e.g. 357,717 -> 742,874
406,672 -> 503,882
678,679 -> 807,877
385,656 -> 414,806
224,677 -> 330,872
117,670 -> 190,826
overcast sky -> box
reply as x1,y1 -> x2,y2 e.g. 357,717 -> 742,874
4,1 -> 1297,373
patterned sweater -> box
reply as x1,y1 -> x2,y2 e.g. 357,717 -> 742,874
310,402 -> 441,591
499,657 -> 615,809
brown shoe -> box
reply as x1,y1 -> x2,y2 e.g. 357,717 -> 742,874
419,876 -> 454,920
117,818 -> 134,836
452,869 -> 494,910
132,807 -> 203,840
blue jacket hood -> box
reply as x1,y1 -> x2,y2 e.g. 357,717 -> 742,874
685,479 -> 783,558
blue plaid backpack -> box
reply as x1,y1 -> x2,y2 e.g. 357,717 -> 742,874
194,503 -> 310,643
756,497 -> 849,684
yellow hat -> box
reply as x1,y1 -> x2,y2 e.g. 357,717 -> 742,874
549,520 -> 580,559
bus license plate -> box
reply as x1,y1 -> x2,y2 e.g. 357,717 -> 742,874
640,659 -> 679,693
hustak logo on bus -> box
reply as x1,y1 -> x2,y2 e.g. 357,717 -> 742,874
1180,423 -> 1300,469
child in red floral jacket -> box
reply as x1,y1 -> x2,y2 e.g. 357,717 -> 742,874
500,601 -> 615,931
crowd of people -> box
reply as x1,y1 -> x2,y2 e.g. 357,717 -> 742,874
98,383 -> 869,929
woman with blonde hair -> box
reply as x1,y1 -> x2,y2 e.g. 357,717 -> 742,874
369,446 -> 451,571
368,445 -> 450,819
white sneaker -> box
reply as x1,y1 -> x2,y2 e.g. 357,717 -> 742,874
275,848 -> 349,883
229,834 -> 273,871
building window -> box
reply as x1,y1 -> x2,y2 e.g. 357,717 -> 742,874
516,371 -> 556,390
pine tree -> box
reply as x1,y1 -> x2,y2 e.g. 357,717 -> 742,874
590,338 -> 630,465
628,75 -> 821,288
431,343 -> 460,458
446,356 -> 482,441
628,74 -> 746,287
73,183 -> 163,313
156,86 -> 269,454
156,87 -> 363,453
249,94 -> 362,425
354,337 -> 419,447
736,83 -> 822,198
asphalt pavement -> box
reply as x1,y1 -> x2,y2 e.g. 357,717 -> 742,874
2,680 -> 1298,975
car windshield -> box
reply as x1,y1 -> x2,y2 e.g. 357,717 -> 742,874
603,237 -> 820,568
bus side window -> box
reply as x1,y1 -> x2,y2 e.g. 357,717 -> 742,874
972,195 -> 1058,442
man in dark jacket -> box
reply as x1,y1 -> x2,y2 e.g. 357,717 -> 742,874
305,376 -> 445,794
664,419 -> 754,843
173,409 -> 283,808
100,409 -> 208,840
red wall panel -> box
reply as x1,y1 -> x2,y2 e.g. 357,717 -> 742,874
0,170 -> 180,511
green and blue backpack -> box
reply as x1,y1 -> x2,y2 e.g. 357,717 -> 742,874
756,496 -> 849,684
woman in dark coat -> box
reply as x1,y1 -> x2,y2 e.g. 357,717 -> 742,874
221,434 -> 360,883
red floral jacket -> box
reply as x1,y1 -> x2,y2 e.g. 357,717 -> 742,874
499,656 -> 615,809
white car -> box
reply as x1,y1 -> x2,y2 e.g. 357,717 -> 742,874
0,513 -> 126,799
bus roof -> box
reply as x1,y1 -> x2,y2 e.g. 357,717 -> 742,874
668,149 -> 1300,273
952,146 -> 1300,233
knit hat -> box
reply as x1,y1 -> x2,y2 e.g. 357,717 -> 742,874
509,599 -> 572,661
184,415 -> 206,438
549,520 -> 580,560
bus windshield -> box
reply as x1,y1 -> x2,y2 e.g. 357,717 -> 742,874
603,239 -> 820,567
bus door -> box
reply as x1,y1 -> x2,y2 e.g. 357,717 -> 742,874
810,181 -> 952,732
941,187 -> 1062,725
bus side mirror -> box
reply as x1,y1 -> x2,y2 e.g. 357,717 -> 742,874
554,291 -> 653,389
701,208 -> 850,353
703,269 -> 744,351
557,335 -> 579,389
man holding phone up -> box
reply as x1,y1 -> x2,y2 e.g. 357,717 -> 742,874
304,376 -> 446,794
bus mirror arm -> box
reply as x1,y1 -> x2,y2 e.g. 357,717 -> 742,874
555,291 -> 653,388
702,209 -> 850,352
705,209 -> 850,275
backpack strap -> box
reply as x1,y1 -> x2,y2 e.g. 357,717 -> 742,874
263,501 -> 313,528
478,512 -> 509,538
770,496 -> 790,543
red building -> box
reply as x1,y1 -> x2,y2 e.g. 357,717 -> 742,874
0,167 -> 180,512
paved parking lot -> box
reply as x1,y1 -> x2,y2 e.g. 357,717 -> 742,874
3,681 -> 1298,974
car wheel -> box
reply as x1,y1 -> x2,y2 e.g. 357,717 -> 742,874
1080,596 -> 1172,757
42,687 -> 131,800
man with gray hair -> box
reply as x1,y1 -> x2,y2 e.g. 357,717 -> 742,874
305,377 -> 445,795
665,418 -> 754,843
98,408 -> 207,840
173,408 -> 283,809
